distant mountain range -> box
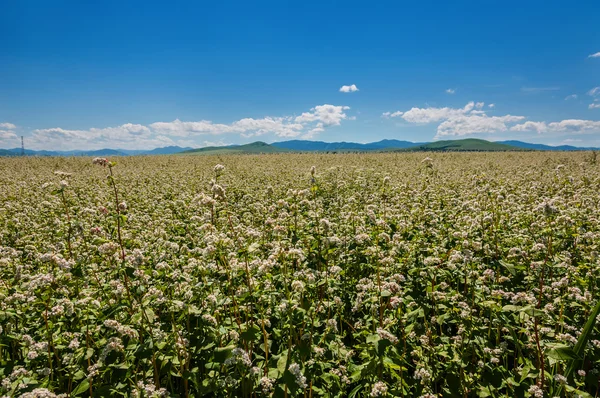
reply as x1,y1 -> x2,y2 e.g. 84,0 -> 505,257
404,139 -> 519,152
1,139 -> 598,157
181,141 -> 287,155
0,146 -> 193,157
273,139 -> 600,152
182,139 -> 599,155
495,140 -> 600,151
270,139 -> 425,151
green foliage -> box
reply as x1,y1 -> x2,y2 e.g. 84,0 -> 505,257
0,151 -> 599,397
181,141 -> 289,155
400,138 -> 523,152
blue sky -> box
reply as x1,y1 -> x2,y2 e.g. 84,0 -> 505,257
1,0 -> 600,150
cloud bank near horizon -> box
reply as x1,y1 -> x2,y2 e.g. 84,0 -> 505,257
3,87 -> 600,150
382,100 -> 600,141
1,104 -> 354,150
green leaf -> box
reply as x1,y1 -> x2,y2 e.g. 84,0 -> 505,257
477,385 -> 492,397
241,325 -> 262,342
565,385 -> 593,398
348,384 -> 363,398
268,367 -> 280,379
505,376 -> 520,387
71,379 -> 90,396
520,306 -> 545,317
277,351 -> 288,374
214,346 -> 234,363
366,334 -> 380,344
545,344 -> 579,361
350,364 -> 366,382
282,369 -> 301,394
557,298 -> 600,396
383,356 -> 402,370
499,260 -> 516,276
375,338 -> 392,356
144,308 -> 155,323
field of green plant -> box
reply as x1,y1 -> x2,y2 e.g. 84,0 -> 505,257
1,152 -> 600,397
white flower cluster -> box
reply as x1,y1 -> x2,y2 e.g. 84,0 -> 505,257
288,363 -> 307,389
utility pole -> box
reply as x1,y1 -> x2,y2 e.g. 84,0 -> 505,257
21,136 -> 25,156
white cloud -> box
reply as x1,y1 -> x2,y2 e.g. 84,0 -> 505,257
20,104 -> 352,150
548,119 -> 600,133
339,84 -> 359,93
0,129 -> 20,149
295,104 -> 350,126
588,52 -> 600,58
0,130 -> 18,140
510,119 -> 600,134
137,104 -> 350,141
589,103 -> 600,109
383,101 -> 527,138
382,111 -> 404,118
150,117 -> 305,138
92,123 -> 151,139
445,88 -> 455,94
436,114 -> 524,137
0,122 -> 18,146
488,104 -> 495,108
397,102 -> 477,123
565,94 -> 578,100
588,87 -> 600,97
509,121 -> 548,133
200,140 -> 230,148
33,123 -> 151,141
32,127 -> 87,140
149,120 -> 228,137
302,123 -> 325,139
30,123 -> 158,150
235,117 -> 305,138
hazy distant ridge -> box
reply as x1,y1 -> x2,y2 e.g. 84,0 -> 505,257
1,139 -> 598,157
0,146 -> 193,157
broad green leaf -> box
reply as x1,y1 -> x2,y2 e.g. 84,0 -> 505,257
71,379 -> 90,396
545,344 -> 579,361
348,384 -> 363,398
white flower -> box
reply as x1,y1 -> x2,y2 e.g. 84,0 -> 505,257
260,377 -> 274,393
377,328 -> 399,344
92,157 -> 108,166
370,381 -> 388,397
225,348 -> 251,367
288,363 -> 307,389
527,384 -> 543,398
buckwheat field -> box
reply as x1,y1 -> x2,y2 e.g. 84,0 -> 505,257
2,152 -> 600,398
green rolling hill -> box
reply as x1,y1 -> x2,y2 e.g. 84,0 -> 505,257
180,139 -> 525,154
398,138 -> 523,152
180,141 -> 289,155
2,139 -> 555,158
178,138 -> 596,154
